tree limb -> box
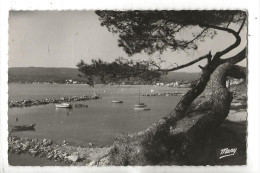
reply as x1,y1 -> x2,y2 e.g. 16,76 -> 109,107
198,65 -> 204,70
180,27 -> 209,47
226,21 -> 231,28
220,47 -> 246,64
201,24 -> 241,59
237,16 -> 246,34
158,52 -> 212,72
173,25 -> 187,33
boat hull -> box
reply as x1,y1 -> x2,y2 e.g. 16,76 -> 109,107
11,124 -> 36,131
134,104 -> 147,108
134,107 -> 151,111
112,100 -> 123,103
55,103 -> 72,108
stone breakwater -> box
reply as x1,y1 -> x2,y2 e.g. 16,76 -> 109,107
142,92 -> 186,97
8,94 -> 101,108
143,92 -> 215,98
8,136 -> 111,166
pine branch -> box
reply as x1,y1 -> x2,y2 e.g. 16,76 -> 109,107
220,47 -> 246,64
180,27 -> 209,47
237,16 -> 246,34
158,52 -> 212,72
201,24 -> 241,59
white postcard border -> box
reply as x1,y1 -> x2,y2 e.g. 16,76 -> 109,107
1,0 -> 260,173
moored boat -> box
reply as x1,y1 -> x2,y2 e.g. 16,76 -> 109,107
134,87 -> 149,109
10,124 -> 36,131
55,103 -> 73,108
112,100 -> 123,103
134,107 -> 151,111
134,103 -> 147,107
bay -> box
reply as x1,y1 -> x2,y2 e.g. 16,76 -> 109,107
8,84 -> 189,146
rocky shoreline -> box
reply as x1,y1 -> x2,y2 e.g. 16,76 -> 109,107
8,94 -> 101,108
8,100 -> 247,166
8,91 -> 247,166
8,136 -> 111,166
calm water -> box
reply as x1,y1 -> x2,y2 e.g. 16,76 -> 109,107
8,84 -> 189,146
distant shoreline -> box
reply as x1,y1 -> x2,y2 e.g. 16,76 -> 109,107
8,67 -> 201,84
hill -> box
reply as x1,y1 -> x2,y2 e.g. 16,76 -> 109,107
8,67 -> 86,83
161,71 -> 200,82
8,67 -> 200,84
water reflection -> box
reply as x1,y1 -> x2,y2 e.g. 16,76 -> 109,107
55,107 -> 72,116
10,128 -> 36,134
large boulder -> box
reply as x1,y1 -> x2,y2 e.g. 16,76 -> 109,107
67,155 -> 79,162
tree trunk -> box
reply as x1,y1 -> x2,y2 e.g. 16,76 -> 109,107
95,63 -> 246,166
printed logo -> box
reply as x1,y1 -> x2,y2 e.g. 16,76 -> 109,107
219,148 -> 237,159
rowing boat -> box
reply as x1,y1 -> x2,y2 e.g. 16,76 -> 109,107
134,107 -> 151,111
55,103 -> 73,108
10,124 -> 36,131
112,100 -> 123,103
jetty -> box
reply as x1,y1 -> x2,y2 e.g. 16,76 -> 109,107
8,94 -> 101,108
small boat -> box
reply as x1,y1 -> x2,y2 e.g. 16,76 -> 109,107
134,107 -> 151,111
74,103 -> 88,108
112,100 -> 123,103
134,87 -> 148,108
134,103 -> 147,107
55,103 -> 73,108
10,124 -> 36,131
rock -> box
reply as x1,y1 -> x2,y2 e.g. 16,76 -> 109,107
88,143 -> 93,147
15,149 -> 22,154
98,157 -> 110,166
86,161 -> 96,166
42,139 -> 52,146
34,145 -> 39,150
21,144 -> 29,151
13,144 -> 21,150
67,155 -> 79,162
47,154 -> 53,159
29,150 -> 38,157
48,140 -> 53,144
53,154 -> 58,159
38,152 -> 44,158
62,152 -> 69,157
44,146 -> 52,152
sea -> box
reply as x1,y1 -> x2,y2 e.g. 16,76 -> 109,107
8,84 -> 190,146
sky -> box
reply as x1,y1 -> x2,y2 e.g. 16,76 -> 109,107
8,11 -> 247,72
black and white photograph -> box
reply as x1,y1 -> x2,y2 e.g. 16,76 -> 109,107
0,0 -> 260,172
